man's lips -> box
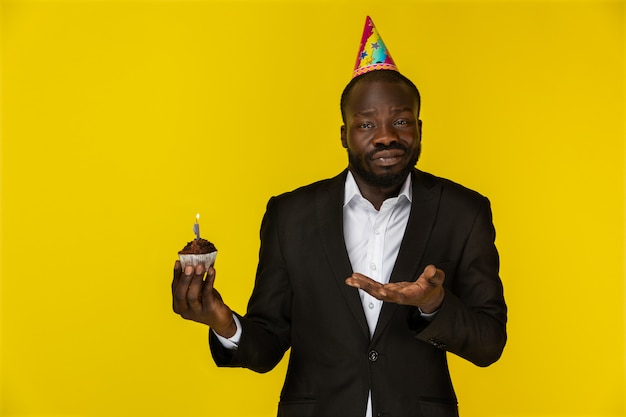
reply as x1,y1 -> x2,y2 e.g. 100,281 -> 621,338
370,149 -> 406,165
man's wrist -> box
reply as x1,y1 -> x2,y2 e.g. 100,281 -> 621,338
212,318 -> 237,339
418,290 -> 445,314
212,314 -> 242,350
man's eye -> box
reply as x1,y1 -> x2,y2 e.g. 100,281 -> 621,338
358,122 -> 374,129
394,119 -> 409,126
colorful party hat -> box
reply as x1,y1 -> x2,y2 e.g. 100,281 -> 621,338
352,16 -> 398,78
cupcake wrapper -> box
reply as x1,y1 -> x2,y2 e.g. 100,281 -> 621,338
179,251 -> 217,270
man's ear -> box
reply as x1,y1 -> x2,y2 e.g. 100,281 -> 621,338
340,125 -> 347,149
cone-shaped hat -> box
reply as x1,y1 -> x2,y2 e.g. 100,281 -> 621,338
352,16 -> 398,78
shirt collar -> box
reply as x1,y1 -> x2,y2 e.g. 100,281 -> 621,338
344,170 -> 413,206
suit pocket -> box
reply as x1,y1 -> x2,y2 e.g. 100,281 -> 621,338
277,399 -> 316,417
419,399 -> 459,417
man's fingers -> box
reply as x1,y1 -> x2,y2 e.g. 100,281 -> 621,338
173,264 -> 195,313
172,260 -> 183,293
422,264 -> 444,286
345,273 -> 361,288
202,266 -> 218,301
346,273 -> 376,289
173,264 -> 207,314
345,273 -> 387,298
186,264 -> 206,310
344,266 -> 445,307
204,266 -> 216,287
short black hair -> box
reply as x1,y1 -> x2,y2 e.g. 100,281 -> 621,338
340,70 -> 421,123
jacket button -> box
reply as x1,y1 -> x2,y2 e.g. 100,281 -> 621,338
427,338 -> 446,350
368,350 -> 379,362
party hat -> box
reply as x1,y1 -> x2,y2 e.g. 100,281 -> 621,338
352,16 -> 398,78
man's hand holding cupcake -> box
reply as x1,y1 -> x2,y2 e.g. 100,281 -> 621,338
172,260 -> 237,338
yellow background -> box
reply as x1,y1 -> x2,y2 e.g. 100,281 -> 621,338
1,1 -> 624,416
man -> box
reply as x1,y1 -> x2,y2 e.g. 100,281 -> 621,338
172,17 -> 507,417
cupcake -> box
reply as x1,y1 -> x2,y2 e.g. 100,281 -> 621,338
178,238 -> 218,270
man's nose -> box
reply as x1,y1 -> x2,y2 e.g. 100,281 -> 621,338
372,123 -> 398,146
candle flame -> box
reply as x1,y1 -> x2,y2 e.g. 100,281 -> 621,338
195,213 -> 200,222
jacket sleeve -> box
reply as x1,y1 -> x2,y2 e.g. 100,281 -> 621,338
209,197 -> 292,373
410,196 -> 507,367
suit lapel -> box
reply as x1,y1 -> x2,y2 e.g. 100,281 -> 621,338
372,170 -> 442,343
316,170 -> 370,339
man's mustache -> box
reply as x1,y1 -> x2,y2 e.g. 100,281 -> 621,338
367,143 -> 408,159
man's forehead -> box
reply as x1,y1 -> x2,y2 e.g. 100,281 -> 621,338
348,81 -> 418,106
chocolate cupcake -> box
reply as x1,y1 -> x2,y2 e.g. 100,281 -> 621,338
178,238 -> 217,270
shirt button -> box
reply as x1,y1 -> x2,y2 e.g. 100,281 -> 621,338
374,227 -> 380,235
370,262 -> 376,271
368,350 -> 379,362
368,302 -> 375,309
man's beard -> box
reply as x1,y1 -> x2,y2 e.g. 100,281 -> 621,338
348,143 -> 421,188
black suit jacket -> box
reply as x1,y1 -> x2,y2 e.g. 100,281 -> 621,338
210,169 -> 507,417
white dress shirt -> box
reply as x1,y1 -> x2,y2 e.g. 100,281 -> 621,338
343,171 -> 412,337
343,171 -> 412,417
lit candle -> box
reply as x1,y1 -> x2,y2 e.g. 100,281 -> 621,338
193,213 -> 200,239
